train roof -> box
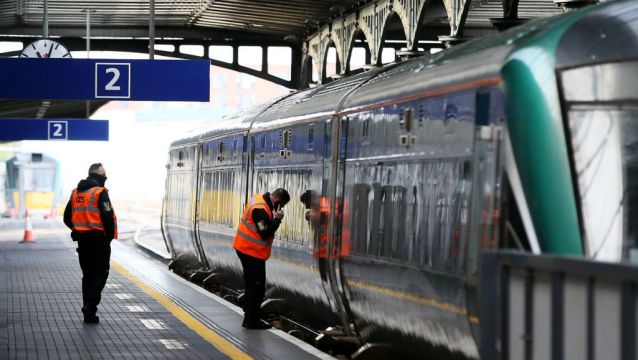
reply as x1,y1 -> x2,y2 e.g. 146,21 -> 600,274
169,95 -> 285,147
341,15 -> 573,111
555,0 -> 638,70
250,69 -> 382,130
168,0 -> 634,148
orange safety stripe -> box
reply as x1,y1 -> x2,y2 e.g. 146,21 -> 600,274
233,194 -> 274,260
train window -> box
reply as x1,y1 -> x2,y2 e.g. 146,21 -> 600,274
381,185 -> 394,258
368,183 -> 382,256
178,151 -> 184,161
217,141 -> 225,162
253,168 -> 313,245
362,118 -> 370,139
347,160 -> 470,272
307,125 -> 314,150
260,135 -> 266,150
201,169 -> 243,228
351,183 -> 370,254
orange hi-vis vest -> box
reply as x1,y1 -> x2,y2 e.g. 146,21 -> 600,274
70,187 -> 118,239
233,194 -> 273,260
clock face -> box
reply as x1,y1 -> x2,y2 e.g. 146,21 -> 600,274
19,39 -> 71,58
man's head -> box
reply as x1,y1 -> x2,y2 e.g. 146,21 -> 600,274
271,188 -> 290,210
88,163 -> 107,185
88,163 -> 105,177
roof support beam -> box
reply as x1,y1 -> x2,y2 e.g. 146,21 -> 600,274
304,0 -> 434,84
0,35 -> 302,89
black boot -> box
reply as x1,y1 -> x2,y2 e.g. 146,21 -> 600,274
82,307 -> 100,324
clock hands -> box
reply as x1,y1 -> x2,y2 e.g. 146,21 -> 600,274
47,43 -> 54,58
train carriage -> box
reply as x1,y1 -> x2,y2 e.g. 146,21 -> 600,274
3,153 -> 61,218
162,1 -> 638,358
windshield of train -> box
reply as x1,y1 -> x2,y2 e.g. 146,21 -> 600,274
561,61 -> 638,262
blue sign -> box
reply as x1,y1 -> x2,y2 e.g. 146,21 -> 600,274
0,118 -> 109,141
0,58 -> 210,101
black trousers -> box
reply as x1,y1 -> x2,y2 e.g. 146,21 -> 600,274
77,238 -> 111,315
236,250 -> 266,324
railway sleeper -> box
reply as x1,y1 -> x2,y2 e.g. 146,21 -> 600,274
202,272 -> 221,292
315,327 -> 360,356
189,269 -> 214,284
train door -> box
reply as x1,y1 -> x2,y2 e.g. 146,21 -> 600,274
322,114 -> 356,335
245,131 -> 262,209
465,88 -> 506,338
161,154 -> 175,257
191,144 -> 209,268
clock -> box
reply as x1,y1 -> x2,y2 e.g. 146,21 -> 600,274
19,39 -> 71,59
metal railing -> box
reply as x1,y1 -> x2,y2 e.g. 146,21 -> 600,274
480,251 -> 638,360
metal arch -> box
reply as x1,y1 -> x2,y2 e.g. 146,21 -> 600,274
442,0 -> 473,37
331,13 -> 359,74
306,26 -> 332,83
358,0 -> 394,66
304,0 -> 431,82
394,0 -> 427,51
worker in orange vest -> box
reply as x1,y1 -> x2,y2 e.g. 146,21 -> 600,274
301,191 -> 351,281
233,188 -> 290,329
63,163 -> 117,324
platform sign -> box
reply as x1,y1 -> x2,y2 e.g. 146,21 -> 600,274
0,118 -> 109,141
48,120 -> 68,140
0,58 -> 209,102
95,63 -> 131,99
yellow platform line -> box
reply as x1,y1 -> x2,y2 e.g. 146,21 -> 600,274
111,261 -> 252,360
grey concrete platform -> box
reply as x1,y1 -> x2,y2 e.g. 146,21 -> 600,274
0,219 -> 332,360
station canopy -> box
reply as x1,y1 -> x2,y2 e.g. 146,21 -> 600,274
0,0 -> 563,119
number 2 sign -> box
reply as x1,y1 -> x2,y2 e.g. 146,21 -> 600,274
48,121 -> 68,140
95,63 -> 131,99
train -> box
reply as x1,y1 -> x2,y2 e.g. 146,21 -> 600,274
3,152 -> 62,218
161,1 -> 638,358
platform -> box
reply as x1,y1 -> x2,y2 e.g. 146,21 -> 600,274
0,219 -> 331,359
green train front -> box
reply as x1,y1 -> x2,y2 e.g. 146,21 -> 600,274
161,1 -> 638,358
503,1 -> 638,261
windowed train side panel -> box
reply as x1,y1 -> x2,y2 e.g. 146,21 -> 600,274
348,160 -> 471,271
166,146 -> 198,223
200,135 -> 245,230
250,123 -> 325,246
344,91 -> 475,273
200,169 -> 243,229
253,167 -> 314,246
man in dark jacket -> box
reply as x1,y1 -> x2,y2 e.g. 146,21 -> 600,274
63,163 -> 117,324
